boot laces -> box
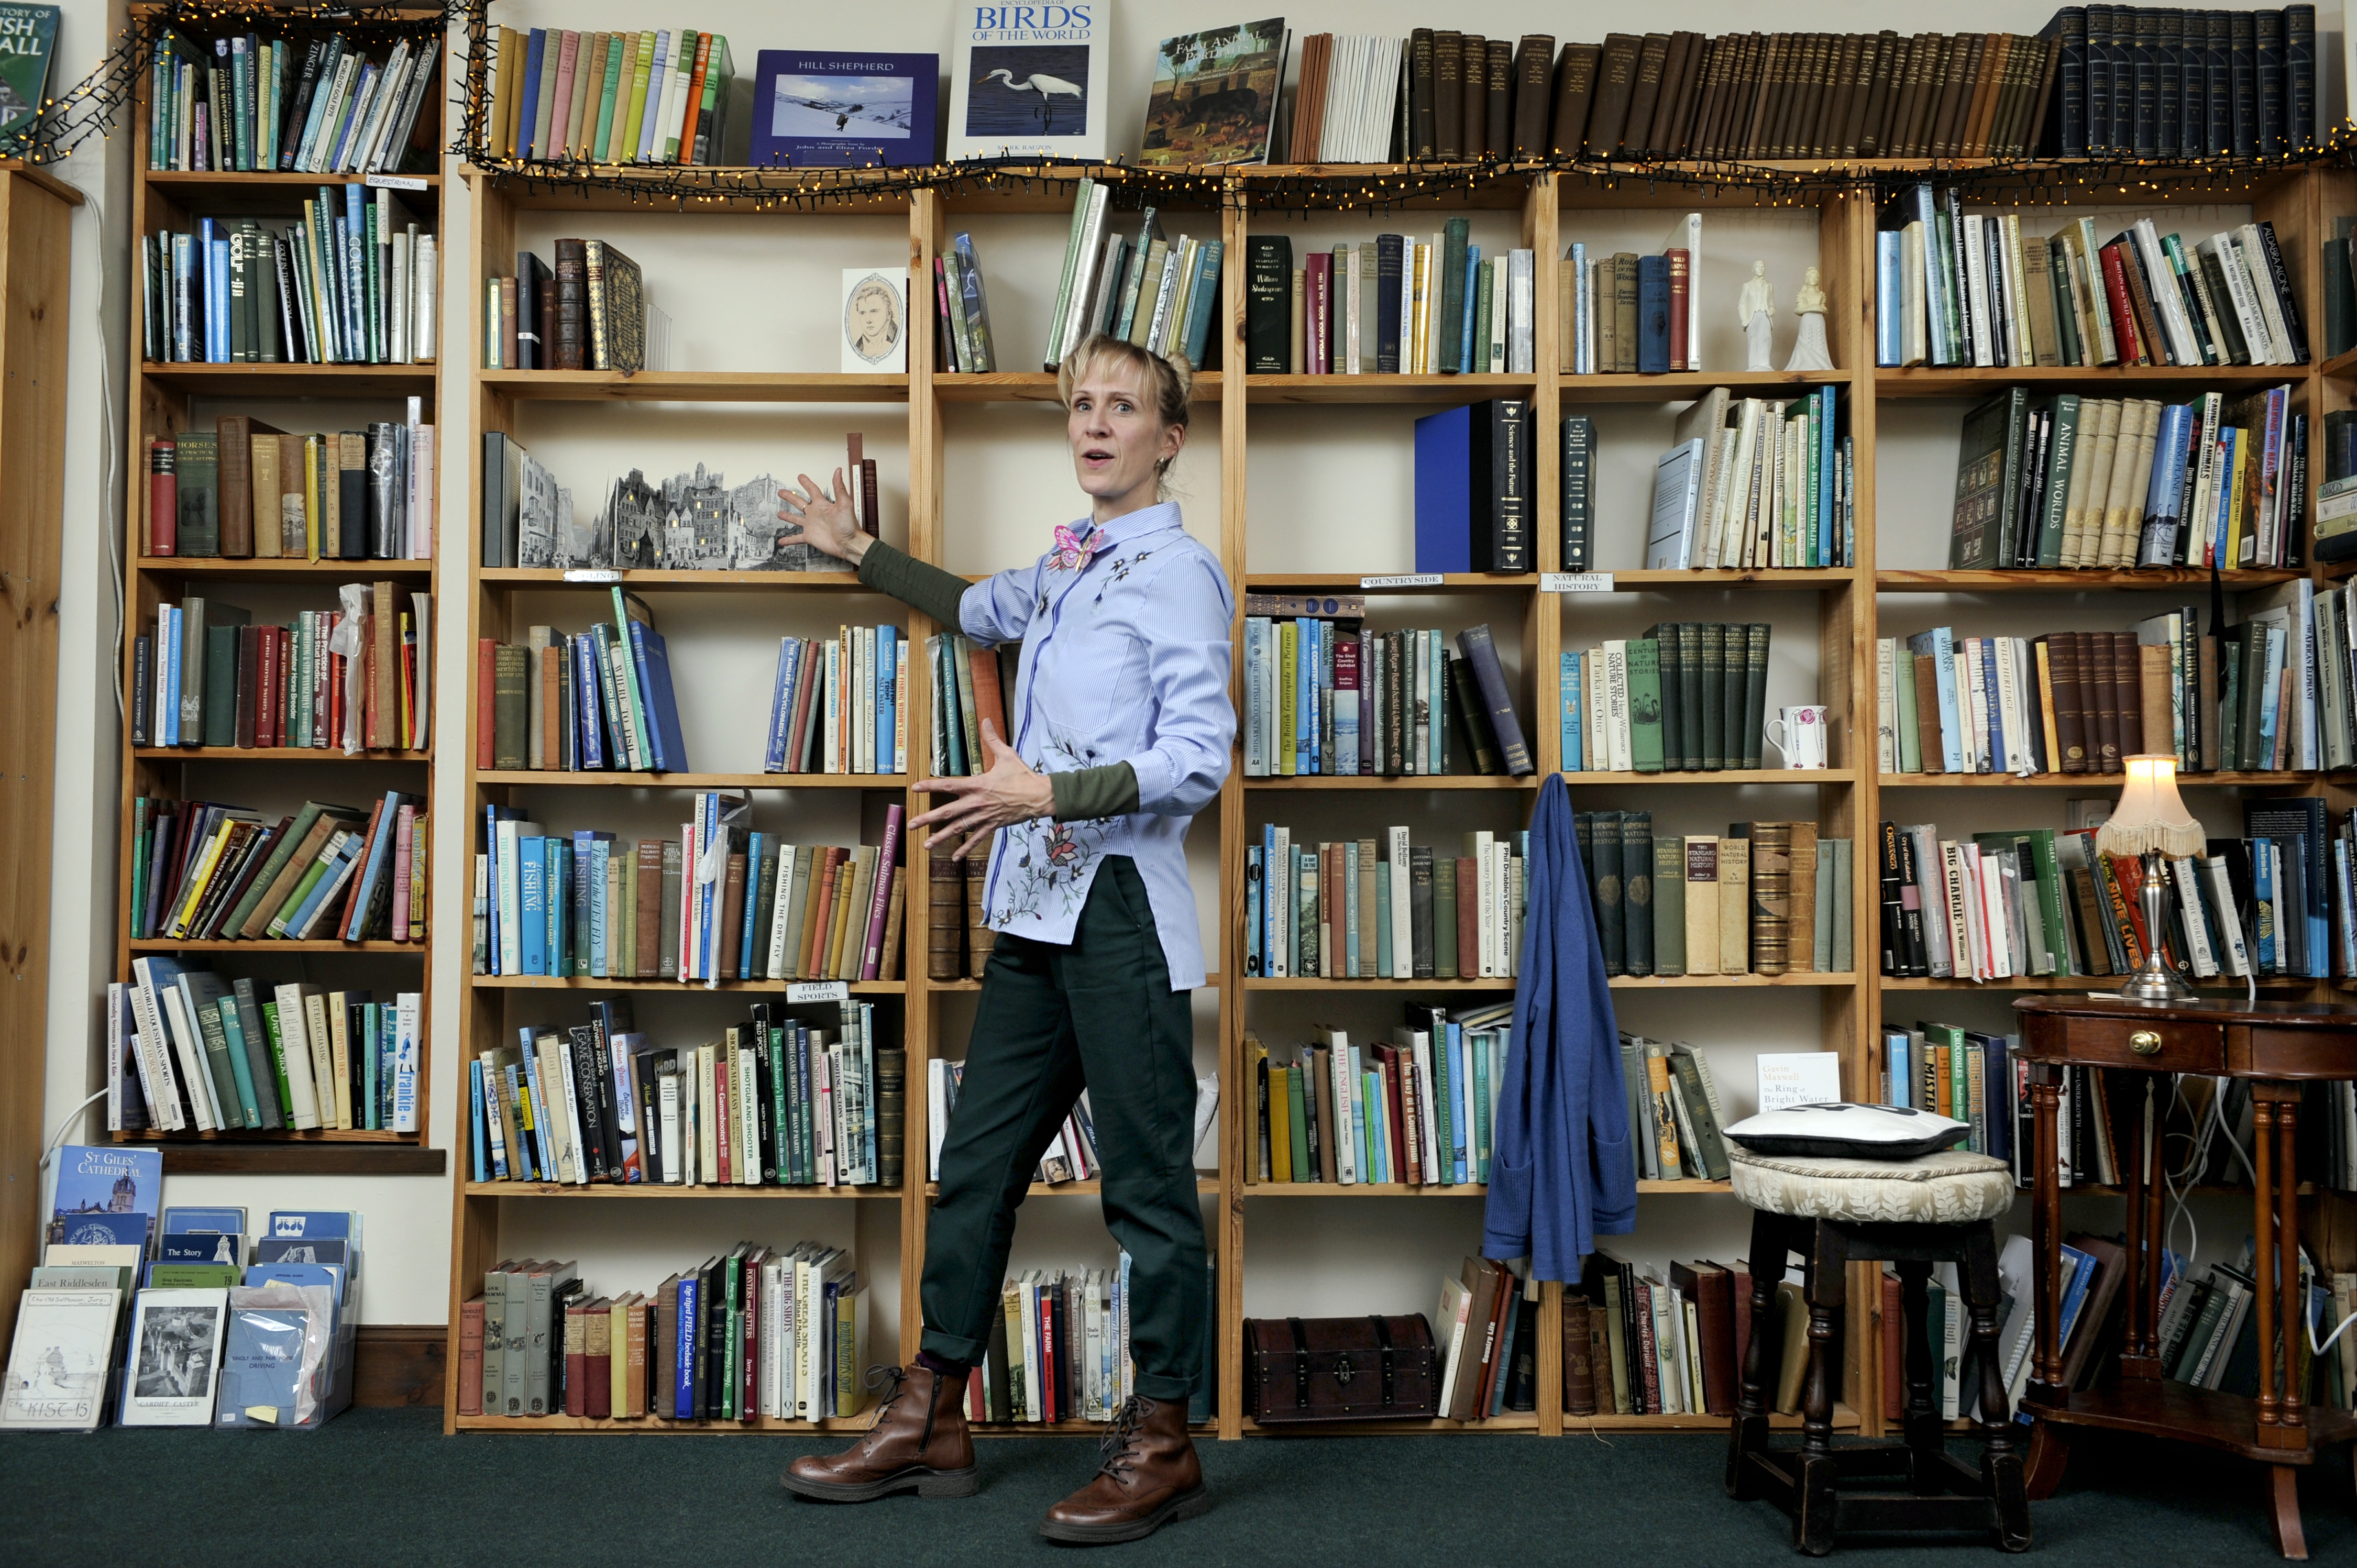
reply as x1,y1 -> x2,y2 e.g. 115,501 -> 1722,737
1095,1395 -> 1154,1482
858,1363 -> 944,1451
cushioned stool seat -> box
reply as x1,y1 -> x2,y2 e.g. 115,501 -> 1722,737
1727,1147 -> 2014,1226
1725,1151 -> 2030,1555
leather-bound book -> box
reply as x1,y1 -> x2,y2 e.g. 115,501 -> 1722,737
492,643 -> 529,771
2088,630 -> 2125,772
1409,29 -> 1437,158
1549,41 -> 1600,156
1787,823 -> 1818,974
1671,1261 -> 1737,1416
1621,34 -> 1668,155
1408,846 -> 1435,979
1432,31 -> 1464,159
553,238 -> 589,370
717,852 -> 746,981
1458,35 -> 1487,159
214,415 -> 284,558
1737,821 -> 1792,976
2110,628 -> 2145,759
1512,35 -> 1556,157
965,851 -> 993,979
1562,1295 -> 1596,1416
1484,38 -> 1513,159
1586,34 -> 1643,155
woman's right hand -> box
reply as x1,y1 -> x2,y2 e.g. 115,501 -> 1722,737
777,469 -> 867,565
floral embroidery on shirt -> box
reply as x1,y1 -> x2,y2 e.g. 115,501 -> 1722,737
994,816 -> 1117,923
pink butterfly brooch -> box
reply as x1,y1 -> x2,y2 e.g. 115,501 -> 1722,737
1049,523 -> 1105,572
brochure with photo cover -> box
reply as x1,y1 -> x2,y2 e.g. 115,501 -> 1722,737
1,1288 -> 120,1431
120,1287 -> 228,1427
949,2 -> 1108,161
1138,19 -> 1287,166
750,50 -> 939,167
46,1144 -> 161,1251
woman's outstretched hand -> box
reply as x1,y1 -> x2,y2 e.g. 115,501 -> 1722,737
911,720 -> 1054,857
777,469 -> 868,565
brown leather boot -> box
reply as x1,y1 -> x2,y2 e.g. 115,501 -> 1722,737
781,1364 -> 977,1502
1039,1395 -> 1208,1544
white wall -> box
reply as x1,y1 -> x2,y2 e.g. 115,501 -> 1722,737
39,0 -> 2342,1335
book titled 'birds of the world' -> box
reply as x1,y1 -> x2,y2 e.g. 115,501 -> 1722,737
949,4 -> 1108,161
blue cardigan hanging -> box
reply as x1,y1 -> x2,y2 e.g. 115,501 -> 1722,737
1482,774 -> 1636,1282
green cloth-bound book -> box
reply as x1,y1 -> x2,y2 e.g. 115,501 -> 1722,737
1646,623 -> 1686,769
1621,812 -> 1653,977
1651,833 -> 1685,977
1433,857 -> 1457,980
1287,1062 -> 1311,1182
214,997 -> 264,1129
1626,636 -> 1665,773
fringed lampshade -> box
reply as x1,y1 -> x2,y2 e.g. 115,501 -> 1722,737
2095,755 -> 2205,1002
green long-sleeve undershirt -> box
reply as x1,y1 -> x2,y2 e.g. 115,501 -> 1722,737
857,538 -> 1141,822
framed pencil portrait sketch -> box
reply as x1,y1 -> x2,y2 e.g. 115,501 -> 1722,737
842,268 -> 909,373
120,1287 -> 228,1426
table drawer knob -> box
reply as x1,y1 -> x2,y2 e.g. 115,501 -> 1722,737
2128,1029 -> 2163,1056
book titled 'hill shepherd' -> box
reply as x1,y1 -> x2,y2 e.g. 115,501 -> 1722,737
950,4 -> 1109,160
750,51 -> 939,167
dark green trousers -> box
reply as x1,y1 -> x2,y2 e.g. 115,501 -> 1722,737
920,856 -> 1206,1401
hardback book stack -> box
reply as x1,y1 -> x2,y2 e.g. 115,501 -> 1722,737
486,238 -> 647,372
1560,623 -> 1775,774
1941,385 -> 2305,571
1247,224 -> 1527,376
130,791 -> 426,952
117,960 -> 418,1134
765,625 -> 906,776
1579,813 -> 1851,980
963,1257 -> 1215,1425
478,590 -> 690,775
2040,7 -> 2322,158
469,998 -> 901,1190
472,801 -> 904,985
1427,1258 -> 1540,1420
924,845 -> 999,982
142,192 -> 436,367
1572,1250 -> 1751,1418
1401,31 -> 1562,160
1878,595 -> 2318,778
1246,827 -> 1527,980
1879,195 -> 2309,376
480,26 -> 739,166
931,231 -> 1001,373
924,632 -> 1014,778
1248,1003 -> 1510,1187
1281,32 -> 1408,163
1640,388 -> 1853,570
146,407 -> 435,560
1877,802 -> 2339,985
134,586 -> 428,753
459,1243 -> 862,1422
1242,604 -> 1532,778
146,27 -> 437,173
1620,1036 -> 1731,1184
1412,404 -> 1533,575
1043,181 -> 1224,372
1557,215 -> 1702,374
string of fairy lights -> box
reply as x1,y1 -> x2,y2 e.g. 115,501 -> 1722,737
11,0 -> 2355,217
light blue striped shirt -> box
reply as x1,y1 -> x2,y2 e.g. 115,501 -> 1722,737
960,501 -> 1233,990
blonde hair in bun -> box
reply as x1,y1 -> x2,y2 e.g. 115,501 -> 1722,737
1056,331 -> 1192,486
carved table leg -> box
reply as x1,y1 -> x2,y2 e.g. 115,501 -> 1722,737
1897,1260 -> 1938,1495
2022,1421 -> 2072,1502
1966,1224 -> 2031,1552
1727,1208 -> 1787,1501
1796,1222 -> 1846,1558
2267,1464 -> 2308,1561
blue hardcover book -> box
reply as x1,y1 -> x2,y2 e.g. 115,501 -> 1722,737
1887,1030 -> 1911,1108
215,999 -> 263,1128
1876,230 -> 1903,365
548,841 -> 572,981
1261,823 -> 1280,973
284,836 -> 360,937
1301,618 -> 1319,774
764,637 -> 799,771
1975,639 -> 2007,774
875,625 -> 897,773
747,50 -> 940,168
572,831 -> 602,975
2137,402 -> 2194,564
361,1003 -> 380,1131
2254,836 -> 2278,971
208,228 -> 232,362
162,1205 -> 245,1236
1818,388 -> 1838,566
571,631 -> 605,768
1182,240 -> 1224,370
518,835 -> 548,976
1560,650 -> 1582,769
1459,245 -> 1481,373
159,607 -> 180,744
1636,252 -> 1672,374
468,1059 -> 488,1182
740,831 -> 767,977
1375,234 -> 1404,373
1411,404 -> 1472,572
632,623 -> 691,775
676,1272 -> 699,1418
340,791 -> 406,941
1906,627 -> 1967,771
160,1231 -> 244,1265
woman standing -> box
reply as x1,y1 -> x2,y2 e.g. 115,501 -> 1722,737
775,334 -> 1232,1546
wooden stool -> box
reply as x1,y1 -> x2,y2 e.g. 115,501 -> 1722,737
1722,1146 -> 2031,1555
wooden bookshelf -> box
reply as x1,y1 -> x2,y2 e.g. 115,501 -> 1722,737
436,153 -> 2357,1443
112,6 -> 446,1171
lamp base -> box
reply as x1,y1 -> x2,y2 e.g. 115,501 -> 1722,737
2113,961 -> 2197,1004
2111,848 -> 2197,1004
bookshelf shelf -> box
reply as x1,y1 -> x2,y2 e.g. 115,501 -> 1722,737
1242,572 -> 1536,592
934,370 -> 1224,403
127,937 -> 424,955
1596,568 -> 1859,589
1243,372 -> 1538,405
453,1405 -> 878,1433
477,369 -> 909,403
1880,974 -> 2314,992
1563,1405 -> 1859,1433
1873,365 -> 2295,396
1245,775 -> 1536,790
923,1180 -> 1221,1197
2320,345 -> 2357,379
1609,973 -> 1856,989
1875,568 -> 2305,592
133,746 -> 429,763
1878,771 -> 2314,788
469,975 -> 906,994
1556,768 -> 1853,785
134,556 -> 436,580
480,567 -> 872,592
477,770 -> 910,790
1239,1410 -> 1543,1434
138,361 -> 439,397
1557,369 -> 1847,404
462,1182 -> 900,1199
146,169 -> 444,191
1242,977 -> 1515,992
1242,1182 -> 1486,1197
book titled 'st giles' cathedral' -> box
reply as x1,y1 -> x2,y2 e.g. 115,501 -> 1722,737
949,4 -> 1109,162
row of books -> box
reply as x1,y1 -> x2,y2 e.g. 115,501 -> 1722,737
1622,1036 -> 1730,1184
1949,388 -> 2304,573
929,231 -> 1000,374
482,26 -> 740,168
1579,814 -> 1855,980
1412,402 -> 1532,575
2044,6 -> 2322,159
486,238 -> 648,373
482,440 -> 860,574
1247,829 -> 1527,981
1283,32 -> 1409,165
962,1260 -> 1217,1426
1572,1250 -> 1749,1418
924,850 -> 997,981
1560,624 -> 1775,775
117,958 -> 416,1136
1880,1024 -> 2015,1166
147,28 -> 434,174
1242,611 -> 1531,779
1879,599 -> 2315,778
131,791 -> 425,949
1648,388 -> 1856,571
1250,1006 -> 1508,1188
1880,198 -> 2307,374
141,194 -> 436,367
458,1244 -> 861,1423
1877,805 -> 2335,983
135,587 -> 427,753
764,626 -> 906,776
474,799 -> 903,985
1561,225 -> 1702,376
1043,181 -> 1223,372
468,999 -> 900,1190
1430,1258 -> 1540,1420
146,410 -> 435,560
924,634 -> 1015,779
477,592 -> 690,775
1244,230 -> 1533,379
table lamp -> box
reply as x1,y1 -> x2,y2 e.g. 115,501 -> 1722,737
2093,753 -> 2206,1003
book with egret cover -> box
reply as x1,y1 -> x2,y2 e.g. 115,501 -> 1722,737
1138,20 -> 1288,166
949,3 -> 1109,161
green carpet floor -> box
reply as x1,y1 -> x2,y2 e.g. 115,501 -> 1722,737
3,1409 -> 2350,1565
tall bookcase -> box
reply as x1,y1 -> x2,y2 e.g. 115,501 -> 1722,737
443,150 -> 2357,1440
115,6 -> 447,1170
